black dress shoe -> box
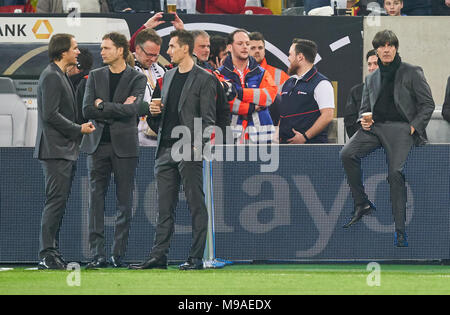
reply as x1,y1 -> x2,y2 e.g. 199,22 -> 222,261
38,255 -> 66,270
343,201 -> 376,228
128,257 -> 167,270
85,257 -> 108,269
179,257 -> 204,270
110,256 -> 125,268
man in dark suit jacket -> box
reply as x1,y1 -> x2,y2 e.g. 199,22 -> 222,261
81,32 -> 149,269
340,30 -> 435,247
129,29 -> 216,271
35,33 -> 95,270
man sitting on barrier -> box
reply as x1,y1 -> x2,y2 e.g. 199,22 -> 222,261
340,30 -> 435,247
278,39 -> 335,144
443,76 -> 450,123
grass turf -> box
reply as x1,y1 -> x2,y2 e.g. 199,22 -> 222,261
1,264 -> 450,295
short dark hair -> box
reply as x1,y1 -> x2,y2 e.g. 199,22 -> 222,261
372,30 -> 399,50
102,32 -> 130,61
77,48 -> 93,71
135,28 -> 162,47
170,29 -> 194,56
209,35 -> 227,62
249,31 -> 265,44
292,38 -> 318,64
48,33 -> 74,62
191,30 -> 210,41
366,49 -> 377,61
227,29 -> 249,45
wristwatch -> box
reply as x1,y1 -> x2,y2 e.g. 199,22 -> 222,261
97,101 -> 104,111
301,131 -> 309,141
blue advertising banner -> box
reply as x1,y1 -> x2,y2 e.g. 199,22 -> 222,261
0,145 -> 449,263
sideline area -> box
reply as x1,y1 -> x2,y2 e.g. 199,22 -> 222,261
1,264 -> 450,295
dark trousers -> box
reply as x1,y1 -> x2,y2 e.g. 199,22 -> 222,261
87,143 -> 138,259
340,121 -> 414,233
39,159 -> 77,259
150,146 -> 208,260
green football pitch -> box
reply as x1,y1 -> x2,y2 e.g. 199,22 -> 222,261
1,264 -> 450,295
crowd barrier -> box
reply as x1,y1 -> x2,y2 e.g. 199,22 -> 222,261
1,145 -> 449,263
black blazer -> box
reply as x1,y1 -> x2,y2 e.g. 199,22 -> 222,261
34,63 -> 82,161
149,64 -> 217,160
80,65 -> 148,158
442,76 -> 450,123
360,62 -> 435,146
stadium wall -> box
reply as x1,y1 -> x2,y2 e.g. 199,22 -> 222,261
1,146 -> 449,263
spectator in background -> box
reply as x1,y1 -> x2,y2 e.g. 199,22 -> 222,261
68,47 -> 93,90
3,0 -> 25,4
432,0 -> 450,15
401,0 -> 432,15
196,0 -> 245,14
384,0 -> 404,15
218,29 -> 278,144
133,26 -> 166,146
111,0 -> 160,12
36,0 -> 110,13
304,0 -> 333,15
279,39 -> 335,144
344,49 -> 378,138
442,76 -> 450,122
208,35 -> 228,69
249,31 -> 289,126
191,30 -> 213,70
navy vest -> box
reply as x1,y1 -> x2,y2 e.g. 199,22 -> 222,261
279,67 -> 330,144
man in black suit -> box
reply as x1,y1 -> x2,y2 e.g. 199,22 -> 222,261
340,30 -> 435,247
129,29 -> 216,271
81,32 -> 149,269
35,33 -> 96,270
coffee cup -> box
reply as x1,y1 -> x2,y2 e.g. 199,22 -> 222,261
361,112 -> 373,123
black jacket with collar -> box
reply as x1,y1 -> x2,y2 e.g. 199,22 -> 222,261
359,61 -> 435,146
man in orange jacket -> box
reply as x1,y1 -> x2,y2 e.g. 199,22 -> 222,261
249,31 -> 289,126
249,32 -> 289,92
218,29 -> 278,144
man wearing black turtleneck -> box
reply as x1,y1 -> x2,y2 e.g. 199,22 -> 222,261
340,30 -> 435,247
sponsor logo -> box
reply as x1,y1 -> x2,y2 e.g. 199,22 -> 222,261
32,20 -> 53,40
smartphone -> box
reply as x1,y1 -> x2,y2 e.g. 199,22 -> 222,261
162,13 -> 175,22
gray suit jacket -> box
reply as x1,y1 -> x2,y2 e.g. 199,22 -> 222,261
80,65 -> 148,157
34,63 -> 82,161
150,64 -> 217,159
360,62 -> 435,146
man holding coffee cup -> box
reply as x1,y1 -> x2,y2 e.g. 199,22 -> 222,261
340,30 -> 435,247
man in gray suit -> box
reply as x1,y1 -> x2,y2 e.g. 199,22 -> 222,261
35,33 -> 96,270
340,30 -> 435,247
81,32 -> 149,269
129,29 -> 216,271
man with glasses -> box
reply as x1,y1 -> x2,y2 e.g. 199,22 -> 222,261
129,12 -> 184,145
